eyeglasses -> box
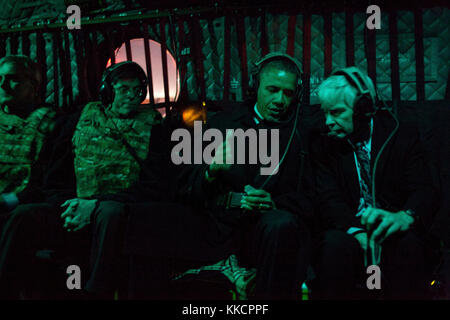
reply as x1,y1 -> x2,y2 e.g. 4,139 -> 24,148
113,85 -> 144,96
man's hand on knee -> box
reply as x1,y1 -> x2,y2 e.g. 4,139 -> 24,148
353,232 -> 368,251
61,198 -> 98,232
360,207 -> 414,244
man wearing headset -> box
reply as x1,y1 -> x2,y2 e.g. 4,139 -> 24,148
125,53 -> 317,299
0,61 -> 162,299
310,67 -> 437,299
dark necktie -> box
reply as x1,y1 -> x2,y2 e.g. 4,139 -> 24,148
355,141 -> 373,207
355,142 -> 382,266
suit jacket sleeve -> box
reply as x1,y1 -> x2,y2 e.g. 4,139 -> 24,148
311,135 -> 363,231
174,115 -> 226,209
399,125 -> 438,231
272,148 -> 317,230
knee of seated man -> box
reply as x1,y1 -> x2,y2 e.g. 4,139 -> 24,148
259,210 -> 300,234
93,201 -> 127,226
384,229 -> 425,253
7,203 -> 54,225
321,229 -> 360,253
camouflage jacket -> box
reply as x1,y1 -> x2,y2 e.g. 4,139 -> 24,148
0,106 -> 56,195
72,102 -> 161,198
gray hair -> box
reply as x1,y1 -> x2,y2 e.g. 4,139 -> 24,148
317,68 -> 376,109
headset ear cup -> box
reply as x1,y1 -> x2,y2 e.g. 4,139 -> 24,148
99,67 -> 113,106
353,94 -> 375,119
246,68 -> 258,101
99,82 -> 111,106
138,80 -> 147,103
136,66 -> 148,103
252,77 -> 259,99
332,67 -> 376,117
360,96 -> 376,117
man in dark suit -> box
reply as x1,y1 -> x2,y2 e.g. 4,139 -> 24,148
125,53 -> 317,299
310,67 -> 437,299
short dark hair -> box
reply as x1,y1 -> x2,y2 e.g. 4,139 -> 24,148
109,63 -> 146,85
258,58 -> 300,84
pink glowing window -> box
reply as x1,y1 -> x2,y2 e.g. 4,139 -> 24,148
106,39 -> 180,105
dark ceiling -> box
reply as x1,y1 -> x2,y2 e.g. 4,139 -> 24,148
69,0 -> 449,13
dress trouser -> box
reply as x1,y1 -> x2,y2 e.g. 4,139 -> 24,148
85,201 -> 127,297
126,202 -> 311,300
240,209 -> 311,300
0,201 -> 127,299
312,229 -> 428,299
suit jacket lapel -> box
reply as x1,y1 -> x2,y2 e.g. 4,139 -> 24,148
340,146 -> 361,206
370,113 -> 395,174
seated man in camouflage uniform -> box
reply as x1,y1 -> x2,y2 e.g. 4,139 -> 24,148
0,55 -> 58,298
0,55 -> 56,216
0,61 -> 161,299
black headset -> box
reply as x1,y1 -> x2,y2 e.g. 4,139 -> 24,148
250,53 -> 304,189
248,52 -> 303,104
99,61 -> 148,106
331,66 -> 400,217
332,66 -> 378,120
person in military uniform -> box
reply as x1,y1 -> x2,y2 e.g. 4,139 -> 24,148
0,61 -> 162,299
0,55 -> 56,216
0,55 -> 58,298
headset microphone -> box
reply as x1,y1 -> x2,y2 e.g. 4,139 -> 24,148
329,66 -> 400,208
249,52 -> 304,190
